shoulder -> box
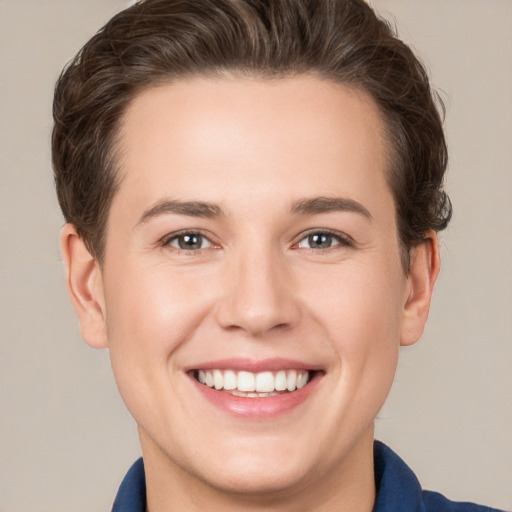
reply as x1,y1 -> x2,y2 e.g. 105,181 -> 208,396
373,441 -> 507,512
422,490 -> 506,512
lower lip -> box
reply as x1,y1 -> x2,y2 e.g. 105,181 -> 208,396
190,373 -> 321,419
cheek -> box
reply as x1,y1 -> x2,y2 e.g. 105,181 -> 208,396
325,291 -> 401,389
304,258 -> 404,396
104,259 -> 209,347
306,259 -> 404,342
102,261 -> 205,405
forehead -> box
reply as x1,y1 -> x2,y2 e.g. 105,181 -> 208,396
113,75 -> 392,217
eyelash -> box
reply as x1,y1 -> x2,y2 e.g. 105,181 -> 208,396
293,229 -> 354,251
160,229 -> 354,253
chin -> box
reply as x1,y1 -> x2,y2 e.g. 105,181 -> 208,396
199,455 -> 312,497
181,433 -> 317,498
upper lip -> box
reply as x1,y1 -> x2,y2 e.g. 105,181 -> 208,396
185,358 -> 322,373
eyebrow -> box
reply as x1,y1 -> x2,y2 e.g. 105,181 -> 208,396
135,195 -> 372,227
290,196 -> 372,220
136,199 -> 225,226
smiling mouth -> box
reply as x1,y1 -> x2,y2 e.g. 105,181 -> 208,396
191,369 -> 315,398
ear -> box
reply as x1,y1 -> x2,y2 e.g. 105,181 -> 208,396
60,224 -> 108,349
400,231 -> 440,346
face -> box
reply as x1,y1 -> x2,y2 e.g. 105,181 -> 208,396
74,76 -> 433,500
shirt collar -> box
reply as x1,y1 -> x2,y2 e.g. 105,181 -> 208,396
372,440 -> 425,512
112,457 -> 146,512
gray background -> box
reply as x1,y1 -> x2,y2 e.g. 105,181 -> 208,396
0,0 -> 510,510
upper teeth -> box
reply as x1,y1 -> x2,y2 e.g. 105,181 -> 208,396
197,369 -> 310,393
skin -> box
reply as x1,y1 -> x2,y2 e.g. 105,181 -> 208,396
61,76 -> 439,511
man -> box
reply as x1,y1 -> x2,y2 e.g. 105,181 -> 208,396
52,0 -> 505,510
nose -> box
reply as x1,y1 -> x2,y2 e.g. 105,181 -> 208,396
214,246 -> 301,337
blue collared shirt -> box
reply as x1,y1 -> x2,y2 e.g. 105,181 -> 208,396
112,441 -> 506,511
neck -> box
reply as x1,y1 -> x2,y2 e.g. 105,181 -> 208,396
140,427 -> 376,512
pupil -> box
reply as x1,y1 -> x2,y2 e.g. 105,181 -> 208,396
179,234 -> 201,250
310,234 -> 332,248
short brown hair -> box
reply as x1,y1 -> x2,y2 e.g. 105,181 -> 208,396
52,0 -> 451,265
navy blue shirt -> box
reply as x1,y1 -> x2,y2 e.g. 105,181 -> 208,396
112,441 -> 505,511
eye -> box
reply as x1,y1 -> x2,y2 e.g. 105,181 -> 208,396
165,232 -> 213,251
296,231 -> 351,250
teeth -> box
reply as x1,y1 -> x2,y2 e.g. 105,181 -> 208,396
213,369 -> 223,390
255,371 -> 274,392
287,370 -> 297,391
223,370 -> 237,390
205,371 -> 214,388
196,369 -> 311,394
231,390 -> 281,398
237,371 -> 255,392
275,370 -> 288,391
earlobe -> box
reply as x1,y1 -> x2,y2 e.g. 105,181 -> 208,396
400,231 -> 440,347
60,224 -> 108,349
